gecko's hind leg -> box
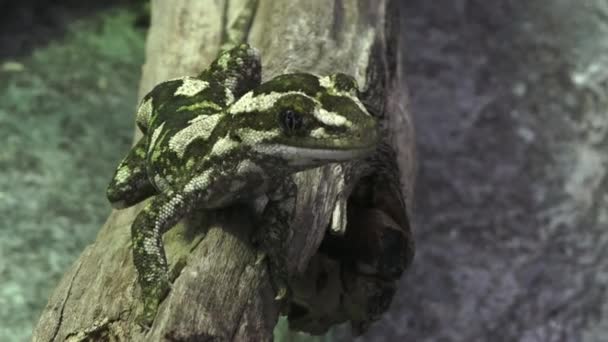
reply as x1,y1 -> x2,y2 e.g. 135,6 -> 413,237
256,180 -> 296,311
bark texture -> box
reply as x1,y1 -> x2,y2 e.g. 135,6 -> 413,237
343,1 -> 608,341
32,1 -> 413,341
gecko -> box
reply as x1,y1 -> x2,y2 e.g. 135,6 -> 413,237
106,44 -> 378,325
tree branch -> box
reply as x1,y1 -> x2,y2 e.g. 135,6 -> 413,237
32,1 -> 414,341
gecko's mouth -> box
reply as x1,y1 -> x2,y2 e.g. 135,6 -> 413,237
253,144 -> 376,167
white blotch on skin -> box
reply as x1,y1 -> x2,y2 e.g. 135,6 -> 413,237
237,128 -> 281,145
136,97 -> 153,129
142,194 -> 185,261
228,91 -> 312,114
143,237 -> 160,258
184,169 -> 213,193
217,52 -> 231,70
149,122 -> 166,150
174,77 -> 209,97
224,76 -> 238,94
176,101 -> 223,113
169,114 -> 222,158
310,127 -> 329,139
318,75 -> 334,90
313,108 -> 352,128
225,87 -> 235,105
153,194 -> 184,238
209,135 -> 240,156
115,165 -> 131,184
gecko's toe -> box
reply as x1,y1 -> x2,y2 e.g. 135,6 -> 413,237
273,284 -> 291,314
274,286 -> 288,301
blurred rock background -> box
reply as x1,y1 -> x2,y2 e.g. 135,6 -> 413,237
345,1 -> 608,341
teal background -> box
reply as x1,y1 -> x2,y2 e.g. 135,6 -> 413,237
0,6 -> 145,341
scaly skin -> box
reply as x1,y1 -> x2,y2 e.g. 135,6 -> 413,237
106,44 -> 378,326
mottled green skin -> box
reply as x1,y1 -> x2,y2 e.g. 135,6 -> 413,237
106,44 -> 378,326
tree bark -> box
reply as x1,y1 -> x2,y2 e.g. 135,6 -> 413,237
32,1 -> 414,341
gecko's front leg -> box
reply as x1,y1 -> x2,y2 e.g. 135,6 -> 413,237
257,179 -> 297,310
131,191 -> 191,326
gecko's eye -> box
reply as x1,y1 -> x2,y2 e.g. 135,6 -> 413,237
279,109 -> 303,135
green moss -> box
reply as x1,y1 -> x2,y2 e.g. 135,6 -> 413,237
253,73 -> 321,96
0,7 -> 145,341
177,101 -> 223,113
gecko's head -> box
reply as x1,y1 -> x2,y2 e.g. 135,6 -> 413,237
227,73 -> 378,167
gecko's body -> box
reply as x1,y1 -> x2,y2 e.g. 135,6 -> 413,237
106,44 -> 378,325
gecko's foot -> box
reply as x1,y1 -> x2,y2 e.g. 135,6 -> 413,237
274,285 -> 288,301
274,285 -> 291,314
137,279 -> 171,327
269,272 -> 291,313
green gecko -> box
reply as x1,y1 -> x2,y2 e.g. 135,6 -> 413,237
106,44 -> 378,326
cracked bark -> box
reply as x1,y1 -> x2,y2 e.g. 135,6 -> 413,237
32,0 -> 414,341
